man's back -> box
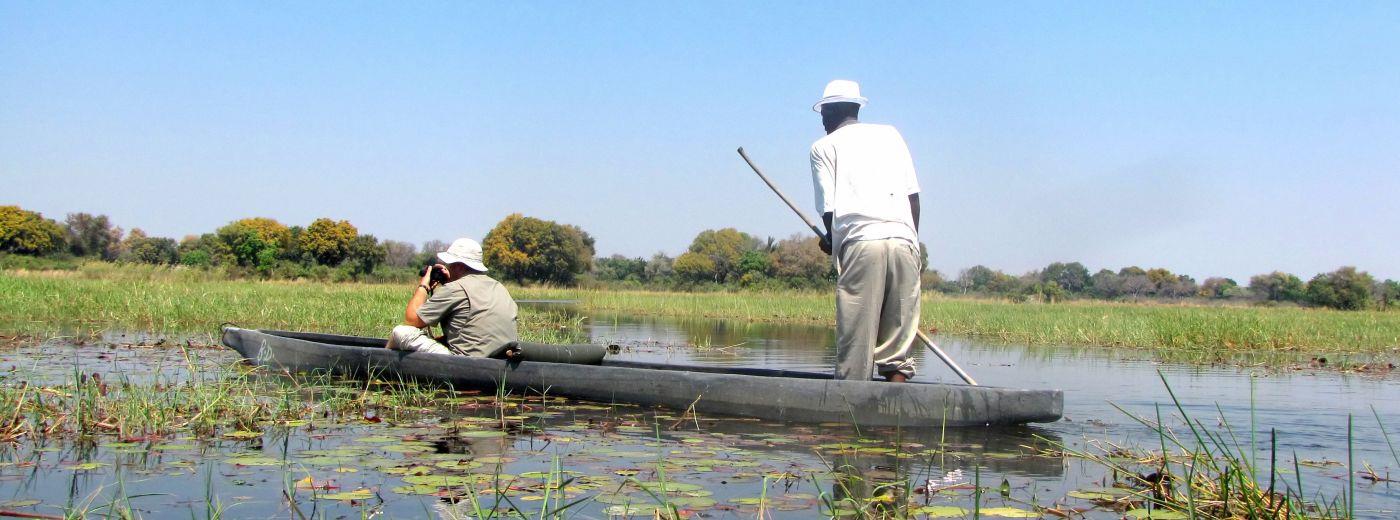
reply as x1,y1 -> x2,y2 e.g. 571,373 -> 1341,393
420,274 -> 519,356
810,123 -> 920,253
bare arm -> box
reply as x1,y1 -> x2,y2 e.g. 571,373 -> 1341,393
821,212 -> 834,255
402,265 -> 444,328
909,193 -> 920,233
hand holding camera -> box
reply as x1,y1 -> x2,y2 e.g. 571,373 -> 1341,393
419,263 -> 450,288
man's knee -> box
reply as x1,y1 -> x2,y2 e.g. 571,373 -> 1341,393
389,325 -> 423,348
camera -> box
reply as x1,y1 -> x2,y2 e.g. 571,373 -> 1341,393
420,265 -> 451,285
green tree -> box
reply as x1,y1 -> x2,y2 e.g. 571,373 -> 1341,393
482,213 -> 594,284
1089,269 -> 1122,298
685,228 -> 761,283
673,252 -> 718,282
1248,271 -> 1305,302
1305,266 -> 1375,310
0,206 -> 66,255
179,233 -> 230,267
737,250 -> 772,276
1040,262 -> 1090,294
1378,279 -> 1400,310
300,218 -> 359,266
644,252 -> 674,281
64,213 -> 122,259
595,255 -> 648,282
216,218 -> 290,270
345,234 -> 386,275
123,233 -> 179,264
1198,277 -> 1239,299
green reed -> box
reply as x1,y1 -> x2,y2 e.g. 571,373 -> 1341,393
3,267 -> 1398,359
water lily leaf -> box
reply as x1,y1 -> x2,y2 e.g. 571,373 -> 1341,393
435,460 -> 482,470
391,484 -> 441,496
1126,509 -> 1189,519
1068,487 -> 1132,501
669,496 -> 716,508
67,462 -> 106,471
604,504 -> 661,515
914,506 -> 967,517
634,481 -> 704,493
222,430 -> 262,440
980,506 -> 1038,518
318,489 -> 374,501
224,456 -> 282,467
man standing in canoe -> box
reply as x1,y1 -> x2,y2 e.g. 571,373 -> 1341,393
386,237 -> 519,357
809,79 -> 922,382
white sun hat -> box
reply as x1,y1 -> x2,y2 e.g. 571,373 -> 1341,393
437,237 -> 489,272
812,79 -> 868,112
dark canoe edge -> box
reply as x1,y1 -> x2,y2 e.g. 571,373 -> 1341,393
221,327 -> 1064,428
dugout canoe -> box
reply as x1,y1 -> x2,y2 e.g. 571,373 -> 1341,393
220,327 -> 1063,427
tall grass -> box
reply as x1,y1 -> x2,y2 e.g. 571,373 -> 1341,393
3,267 -> 1398,355
524,288 -> 1400,355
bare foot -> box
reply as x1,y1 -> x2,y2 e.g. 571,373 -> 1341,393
884,372 -> 908,383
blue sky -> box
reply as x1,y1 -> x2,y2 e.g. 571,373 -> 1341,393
3,2 -> 1397,280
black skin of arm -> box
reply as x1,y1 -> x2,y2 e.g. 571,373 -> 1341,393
819,194 -> 920,256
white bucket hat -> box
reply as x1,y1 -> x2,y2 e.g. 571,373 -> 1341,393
813,79 -> 868,112
437,238 -> 489,272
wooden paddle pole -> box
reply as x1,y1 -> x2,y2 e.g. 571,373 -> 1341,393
736,146 -> 979,386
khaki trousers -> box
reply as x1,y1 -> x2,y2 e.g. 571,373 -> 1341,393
835,239 -> 920,380
387,325 -> 455,355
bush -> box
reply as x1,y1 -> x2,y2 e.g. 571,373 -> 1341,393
1305,267 -> 1375,310
0,206 -> 66,255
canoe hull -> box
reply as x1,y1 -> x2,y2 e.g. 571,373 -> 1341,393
221,327 -> 1062,427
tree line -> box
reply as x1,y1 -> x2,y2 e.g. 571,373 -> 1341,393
2,204 -> 1395,310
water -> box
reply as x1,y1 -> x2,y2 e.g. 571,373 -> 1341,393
0,314 -> 1396,519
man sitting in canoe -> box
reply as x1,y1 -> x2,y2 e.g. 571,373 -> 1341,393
809,79 -> 922,382
386,237 -> 519,357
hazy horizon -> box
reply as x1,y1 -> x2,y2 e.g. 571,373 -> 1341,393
3,2 -> 1397,281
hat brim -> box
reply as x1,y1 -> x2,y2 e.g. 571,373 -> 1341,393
813,96 -> 868,113
437,252 -> 489,272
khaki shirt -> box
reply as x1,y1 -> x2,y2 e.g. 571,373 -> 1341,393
415,274 -> 519,357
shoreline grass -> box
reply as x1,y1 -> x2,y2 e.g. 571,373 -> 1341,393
2,268 -> 1398,360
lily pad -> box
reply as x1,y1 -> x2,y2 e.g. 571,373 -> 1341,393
980,506 -> 1039,518
319,489 -> 375,501
1068,487 -> 1132,501
224,456 -> 283,467
914,506 -> 967,517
